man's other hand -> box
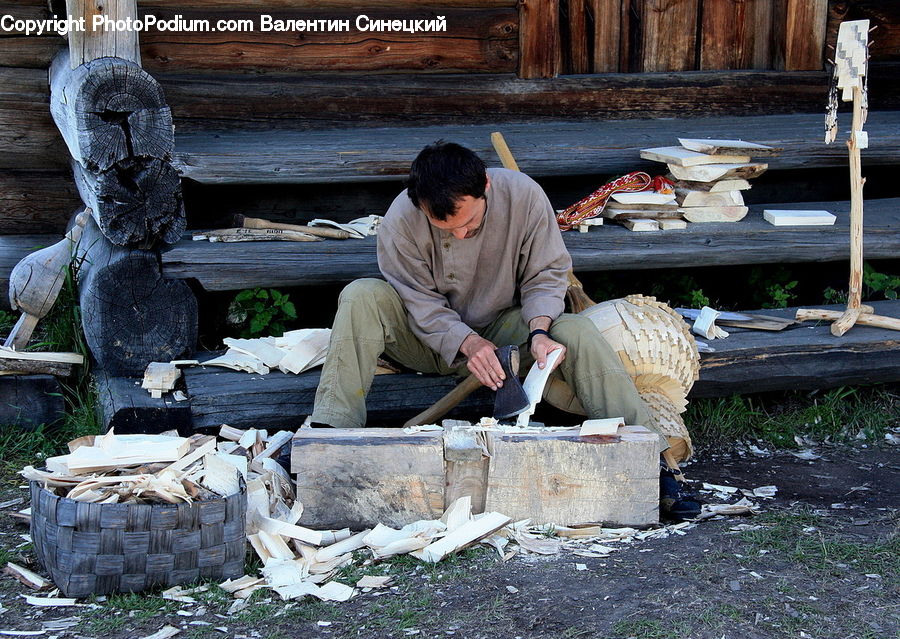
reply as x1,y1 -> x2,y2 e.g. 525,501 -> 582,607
460,334 -> 505,390
531,334 -> 566,371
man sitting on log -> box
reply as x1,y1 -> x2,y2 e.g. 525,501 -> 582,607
310,141 -> 700,520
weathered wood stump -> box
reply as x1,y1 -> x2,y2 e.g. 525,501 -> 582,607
50,50 -> 184,247
76,217 -> 197,375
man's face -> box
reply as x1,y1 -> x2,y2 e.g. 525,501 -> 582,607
424,176 -> 491,240
427,195 -> 487,240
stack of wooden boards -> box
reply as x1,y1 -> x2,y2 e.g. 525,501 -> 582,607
641,139 -> 779,223
601,192 -> 686,232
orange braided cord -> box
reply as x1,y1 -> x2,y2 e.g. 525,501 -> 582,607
557,172 -> 673,231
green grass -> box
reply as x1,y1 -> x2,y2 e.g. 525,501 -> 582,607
611,618 -> 694,639
686,386 -> 899,449
740,508 -> 900,582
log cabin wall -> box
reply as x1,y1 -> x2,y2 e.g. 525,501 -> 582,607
1,0 -> 898,234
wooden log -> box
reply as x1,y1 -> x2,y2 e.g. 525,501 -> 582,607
783,0 -> 828,70
635,0 -> 699,72
158,69 -> 843,126
0,170 -> 79,233
184,362 -> 493,430
565,0 -> 589,74
518,0 -> 561,78
0,375 -> 65,429
483,425 -> 659,526
66,0 -> 140,67
0,234 -> 58,309
700,0 -> 773,70
139,8 -> 517,74
75,217 -> 197,376
171,112 -> 900,184
50,51 -> 174,172
442,423 -> 489,512
93,377 -> 187,431
162,198 -> 900,291
0,358 -> 73,376
49,50 -> 184,247
292,429 -> 446,529
175,301 -> 900,434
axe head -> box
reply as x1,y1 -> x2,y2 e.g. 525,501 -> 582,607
493,345 -> 530,419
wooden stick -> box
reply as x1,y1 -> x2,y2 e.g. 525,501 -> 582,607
490,132 -> 520,172
402,374 -> 482,429
832,83 -> 867,337
235,215 -> 351,240
796,308 -> 900,332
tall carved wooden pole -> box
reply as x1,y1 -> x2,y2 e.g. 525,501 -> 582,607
796,20 -> 897,336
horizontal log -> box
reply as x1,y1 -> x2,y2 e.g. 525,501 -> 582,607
0,171 -> 80,234
181,301 -> 900,430
0,36 -> 64,68
0,375 -> 65,429
160,69 -> 834,126
0,107 -> 66,170
94,369 -> 191,434
162,198 -> 900,290
172,111 -> 900,184
138,8 -> 517,74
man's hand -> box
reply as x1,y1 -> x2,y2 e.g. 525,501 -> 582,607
459,334 -> 505,390
529,316 -> 566,371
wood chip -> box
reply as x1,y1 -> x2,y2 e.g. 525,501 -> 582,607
4,562 -> 50,590
416,512 -> 512,563
579,417 -> 623,437
315,581 -> 355,602
356,575 -> 392,589
22,594 -> 79,607
140,626 -> 181,639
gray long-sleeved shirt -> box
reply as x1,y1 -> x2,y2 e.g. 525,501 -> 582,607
376,168 -> 572,366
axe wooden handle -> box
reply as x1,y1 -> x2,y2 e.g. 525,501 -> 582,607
402,373 -> 483,429
236,215 -> 351,239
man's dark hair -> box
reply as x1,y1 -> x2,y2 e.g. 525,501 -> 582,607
407,141 -> 487,221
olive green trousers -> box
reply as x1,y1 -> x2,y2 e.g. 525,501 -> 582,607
311,278 -> 656,443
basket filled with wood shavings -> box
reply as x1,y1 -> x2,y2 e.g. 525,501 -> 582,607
21,430 -> 246,597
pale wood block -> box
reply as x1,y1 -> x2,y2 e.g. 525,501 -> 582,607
292,429 -> 445,529
483,425 -> 660,527
763,209 -> 836,226
668,163 -> 767,182
621,219 -> 660,232
682,206 -> 749,223
675,188 -> 743,207
658,219 -> 688,230
641,146 -> 750,167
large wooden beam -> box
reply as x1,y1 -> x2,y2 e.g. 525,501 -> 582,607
75,217 -> 197,376
138,8 -> 517,74
162,199 -> 900,291
0,375 -> 65,430
291,426 -> 660,528
170,112 -> 900,185
49,50 -> 184,247
181,300 -> 900,431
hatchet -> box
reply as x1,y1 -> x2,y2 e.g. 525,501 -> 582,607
402,344 -> 530,428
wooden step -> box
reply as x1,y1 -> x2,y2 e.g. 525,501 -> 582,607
167,301 -> 900,431
172,111 -> 900,185
162,198 -> 900,291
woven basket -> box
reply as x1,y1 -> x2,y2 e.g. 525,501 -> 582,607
29,478 -> 246,597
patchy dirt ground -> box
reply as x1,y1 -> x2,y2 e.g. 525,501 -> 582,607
0,443 -> 896,639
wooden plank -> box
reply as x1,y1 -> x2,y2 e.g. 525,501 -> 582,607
783,0 -> 828,70
484,426 -> 659,526
66,0 -> 141,66
0,171 -> 79,234
700,0 -> 773,70
592,0 -> 621,72
518,0 -> 561,78
565,0 -> 590,74
292,429 -> 446,529
691,301 -> 900,397
138,8 -> 517,74
179,301 -> 900,431
636,0 -> 700,72
171,111 -> 900,185
162,199 -> 900,290
158,69 -> 838,126
0,36 -> 64,68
